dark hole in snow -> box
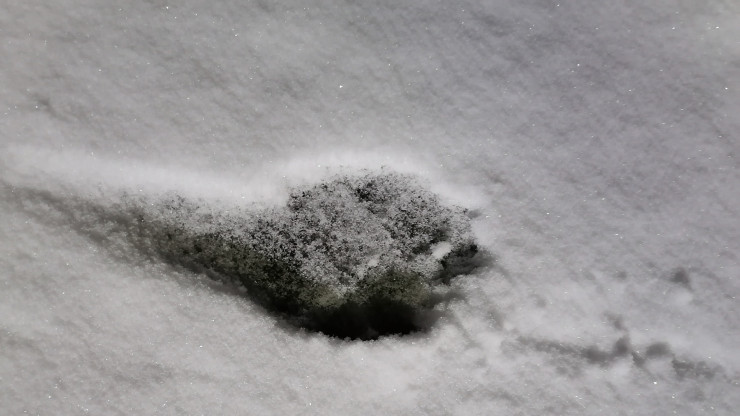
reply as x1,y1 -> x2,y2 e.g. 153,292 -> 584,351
670,268 -> 691,289
129,172 -> 483,340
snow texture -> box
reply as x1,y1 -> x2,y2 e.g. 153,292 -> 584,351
1,0 -> 739,415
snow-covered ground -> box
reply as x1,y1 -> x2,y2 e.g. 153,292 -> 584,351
1,0 -> 739,414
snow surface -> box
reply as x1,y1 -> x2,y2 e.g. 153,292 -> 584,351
1,0 -> 739,414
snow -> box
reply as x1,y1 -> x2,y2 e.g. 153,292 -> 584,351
1,0 -> 739,414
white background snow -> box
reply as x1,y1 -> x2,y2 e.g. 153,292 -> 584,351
1,0 -> 739,414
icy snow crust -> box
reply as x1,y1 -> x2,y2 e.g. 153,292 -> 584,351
2,0 -> 740,415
